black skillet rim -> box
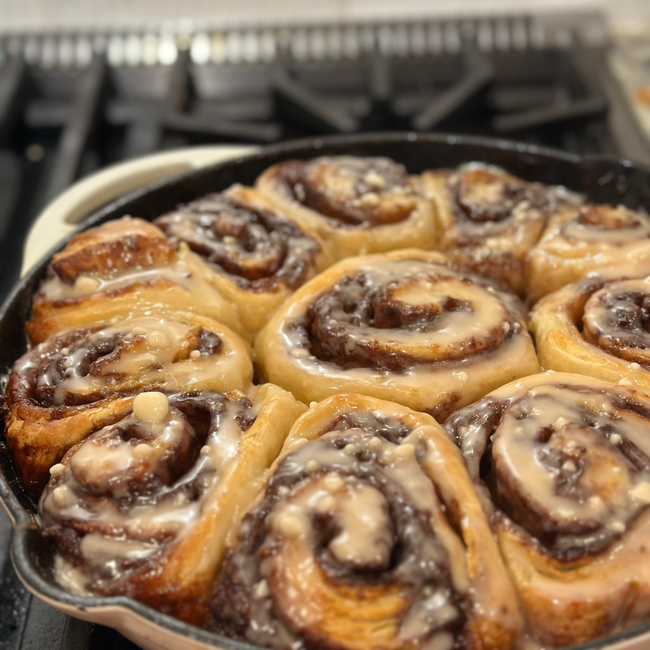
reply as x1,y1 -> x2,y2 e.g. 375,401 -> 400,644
2,131 -> 650,650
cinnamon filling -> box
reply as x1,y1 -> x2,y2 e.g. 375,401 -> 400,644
552,204 -> 650,250
211,425 -> 465,650
277,156 -> 418,226
41,391 -> 255,589
299,265 -> 514,373
582,280 -> 650,366
453,167 -> 559,224
576,204 -> 644,231
9,321 -> 224,409
155,193 -> 320,292
447,384 -> 650,560
328,411 -> 413,445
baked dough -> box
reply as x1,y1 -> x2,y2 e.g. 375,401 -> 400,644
447,371 -> 650,647
420,163 -> 579,297
155,186 -> 333,334
41,383 -> 306,626
6,313 -> 252,497
27,217 -> 247,343
255,249 -> 540,420
527,203 -> 650,303
256,156 -> 437,258
212,393 -> 523,650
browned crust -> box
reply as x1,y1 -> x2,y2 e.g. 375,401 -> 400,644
51,218 -> 176,283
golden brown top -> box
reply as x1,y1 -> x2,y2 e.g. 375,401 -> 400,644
275,156 -> 419,226
50,218 -> 176,284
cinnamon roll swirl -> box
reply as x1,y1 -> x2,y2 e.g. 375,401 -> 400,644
5,314 -> 252,498
531,267 -> 650,392
27,217 -> 246,344
154,186 -> 332,334
446,371 -> 650,647
255,249 -> 540,420
41,384 -> 306,625
255,156 -> 436,258
527,203 -> 650,303
420,163 -> 578,297
211,393 -> 523,650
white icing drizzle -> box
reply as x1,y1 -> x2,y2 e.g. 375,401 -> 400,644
243,426 -> 463,649
155,191 -> 320,290
74,276 -> 101,293
296,155 -> 418,225
282,258 -> 520,363
561,205 -> 650,245
132,392 -> 169,422
43,394 -> 255,589
39,256 -> 196,301
582,278 -> 650,366
277,428 -> 440,517
446,162 -> 579,238
469,383 -> 650,550
79,534 -> 159,576
20,316 -> 235,406
53,556 -> 92,596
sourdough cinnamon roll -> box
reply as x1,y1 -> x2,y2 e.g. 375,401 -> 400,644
255,156 -> 436,258
41,384 -> 305,625
154,186 -> 332,334
531,267 -> 650,392
446,371 -> 650,647
255,249 -> 540,420
527,203 -> 650,303
420,163 -> 579,297
27,217 -> 246,344
211,394 -> 523,650
5,314 -> 252,498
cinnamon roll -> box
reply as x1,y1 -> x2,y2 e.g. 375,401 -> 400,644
255,249 -> 540,420
5,314 -> 252,498
420,163 -> 579,297
255,156 -> 437,258
211,393 -> 523,650
527,203 -> 650,303
27,217 -> 246,344
41,384 -> 306,626
446,371 -> 650,647
531,266 -> 650,392
154,186 -> 332,334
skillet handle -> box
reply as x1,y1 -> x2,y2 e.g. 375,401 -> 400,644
22,145 -> 257,276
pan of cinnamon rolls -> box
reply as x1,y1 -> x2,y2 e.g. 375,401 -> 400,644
4,132 -> 650,650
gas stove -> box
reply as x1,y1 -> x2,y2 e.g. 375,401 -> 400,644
0,11 -> 649,650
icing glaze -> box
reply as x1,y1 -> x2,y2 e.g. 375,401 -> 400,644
41,391 -> 257,593
155,191 -> 321,292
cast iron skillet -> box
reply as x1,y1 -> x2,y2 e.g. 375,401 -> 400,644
2,132 -> 650,650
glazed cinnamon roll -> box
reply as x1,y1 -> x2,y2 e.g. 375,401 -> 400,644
531,266 -> 650,392
5,314 -> 252,498
446,372 -> 650,647
255,156 -> 437,258
420,163 -> 579,297
255,249 -> 540,420
41,384 -> 306,625
211,394 -> 523,650
527,203 -> 650,303
27,217 -> 246,344
154,186 -> 332,334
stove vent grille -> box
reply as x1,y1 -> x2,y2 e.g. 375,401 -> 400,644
0,12 -> 608,69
